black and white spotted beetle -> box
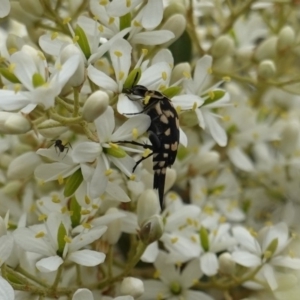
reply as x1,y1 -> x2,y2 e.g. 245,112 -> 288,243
122,85 -> 180,209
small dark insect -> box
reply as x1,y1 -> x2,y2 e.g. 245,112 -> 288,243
121,85 -> 180,209
50,139 -> 72,157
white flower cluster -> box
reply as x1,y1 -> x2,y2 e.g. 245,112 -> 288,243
0,0 -> 300,299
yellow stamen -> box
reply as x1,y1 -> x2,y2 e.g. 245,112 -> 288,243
183,71 -> 191,79
108,17 -> 115,24
35,231 -> 45,238
132,128 -> 138,139
51,32 -> 58,40
81,209 -> 91,215
171,237 -> 178,244
130,174 -> 136,181
223,76 -> 231,82
143,148 -> 151,157
133,20 -> 141,27
161,71 -> 167,81
153,270 -> 160,278
105,169 -> 113,176
73,35 -> 79,43
14,84 -> 21,93
118,71 -> 125,80
92,204 -> 98,209
61,206 -> 68,213
98,25 -> 104,32
219,216 -> 226,223
63,17 -> 71,24
114,50 -> 122,57
57,175 -> 64,185
192,102 -> 198,110
38,214 -> 47,221
190,235 -> 197,243
142,49 -> 148,55
176,106 -> 181,113
109,142 -> 119,149
168,192 -> 177,200
83,223 -> 92,229
85,195 -> 91,205
126,0 -> 131,7
99,0 -> 108,5
64,235 -> 72,243
8,63 -> 15,73
51,195 -> 60,203
207,67 -> 213,74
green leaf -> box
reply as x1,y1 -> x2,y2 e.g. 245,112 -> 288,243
74,25 -> 91,59
120,12 -> 131,31
168,30 -> 192,64
64,169 -> 83,197
202,90 -> 226,106
162,86 -> 182,98
199,226 -> 209,252
123,68 -> 142,90
57,222 -> 67,256
70,196 -> 81,228
0,68 -> 20,83
32,73 -> 45,88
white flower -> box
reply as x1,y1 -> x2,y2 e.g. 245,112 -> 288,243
0,45 -> 81,112
0,277 -> 14,300
232,222 -> 300,290
141,251 -> 214,300
172,55 -> 230,146
72,106 -> 150,199
13,212 -> 107,272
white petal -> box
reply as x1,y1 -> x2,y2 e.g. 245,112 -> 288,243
72,289 -> 94,300
13,228 -> 55,256
30,84 -> 57,109
185,290 -> 214,300
141,0 -> 163,29
69,226 -> 107,252
0,235 -> 14,265
172,94 -> 204,110
232,226 -> 262,254
141,242 -> 159,263
72,142 -> 100,163
179,127 -> 188,147
36,148 -> 74,164
181,259 -> 203,288
194,55 -> 213,93
203,112 -> 227,146
142,280 -> 170,300
0,90 -> 30,111
0,277 -> 14,300
109,155 -> 136,177
262,264 -> 277,290
34,163 -> 80,182
105,181 -> 131,202
10,52 -> 36,90
200,252 -> 219,276
271,256 -> 300,269
0,0 -> 10,18
36,255 -> 63,272
95,106 -> 114,142
227,146 -> 254,172
89,157 -> 108,198
152,49 -> 174,66
132,30 -> 174,45
117,93 -> 143,115
87,65 -> 118,92
231,251 -> 261,267
39,34 -> 69,56
68,249 -> 105,266
110,39 -> 132,88
112,114 -> 151,141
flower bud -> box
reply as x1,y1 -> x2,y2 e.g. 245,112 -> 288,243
137,189 -> 160,227
171,62 -> 191,85
211,35 -> 235,58
0,112 -> 31,134
163,1 -> 185,19
7,151 -> 42,180
82,91 -> 109,122
190,151 -> 220,175
9,2 -> 36,26
160,14 -> 186,48
258,60 -> 276,79
279,120 -> 299,155
254,36 -> 278,61
60,44 -> 85,87
6,34 -> 25,55
139,214 -> 164,245
19,0 -> 44,17
164,168 -> 176,193
120,277 -> 144,298
218,252 -> 235,275
2,180 -> 23,197
38,121 -> 68,138
102,208 -> 122,245
0,154 -> 13,169
277,26 -> 295,52
213,56 -> 234,73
